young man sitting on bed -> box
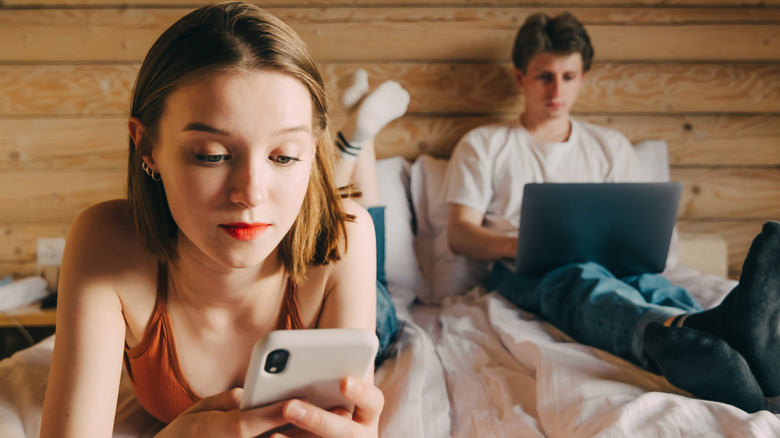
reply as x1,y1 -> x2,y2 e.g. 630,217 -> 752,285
442,11 -> 780,413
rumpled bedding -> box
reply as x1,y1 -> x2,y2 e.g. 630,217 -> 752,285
414,280 -> 780,437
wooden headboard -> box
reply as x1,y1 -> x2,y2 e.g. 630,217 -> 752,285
2,1 -> 778,280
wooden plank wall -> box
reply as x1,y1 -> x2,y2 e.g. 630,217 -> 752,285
1,0 -> 779,280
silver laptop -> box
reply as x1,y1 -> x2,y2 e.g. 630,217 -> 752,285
515,182 -> 683,278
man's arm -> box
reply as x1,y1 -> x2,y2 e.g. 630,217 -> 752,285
448,204 -> 517,261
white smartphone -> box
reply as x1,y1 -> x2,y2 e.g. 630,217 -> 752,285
240,328 -> 379,411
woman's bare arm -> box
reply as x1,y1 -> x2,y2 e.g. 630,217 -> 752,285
316,199 -> 377,336
41,203 -> 131,437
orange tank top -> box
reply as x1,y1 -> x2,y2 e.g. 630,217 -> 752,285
123,263 -> 305,423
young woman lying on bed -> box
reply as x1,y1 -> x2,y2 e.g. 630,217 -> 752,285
39,2 -> 410,436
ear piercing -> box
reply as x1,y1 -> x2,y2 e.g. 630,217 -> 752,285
142,161 -> 161,181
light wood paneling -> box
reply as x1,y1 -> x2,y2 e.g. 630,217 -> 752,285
2,8 -> 779,62
673,168 -> 780,219
0,119 -> 128,171
0,171 -> 124,224
3,63 -> 780,116
0,65 -> 138,116
372,115 -> 780,165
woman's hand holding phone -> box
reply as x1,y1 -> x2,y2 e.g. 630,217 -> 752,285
277,376 -> 384,438
157,329 -> 384,437
155,378 -> 382,438
155,388 -> 289,437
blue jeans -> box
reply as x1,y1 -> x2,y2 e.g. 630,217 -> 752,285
367,207 -> 400,366
491,261 -> 702,368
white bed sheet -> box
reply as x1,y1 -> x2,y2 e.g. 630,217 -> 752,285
412,278 -> 780,438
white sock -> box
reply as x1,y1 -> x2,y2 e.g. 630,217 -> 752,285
338,69 -> 369,113
345,80 -> 410,147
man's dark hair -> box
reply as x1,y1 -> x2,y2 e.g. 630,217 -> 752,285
511,12 -> 594,73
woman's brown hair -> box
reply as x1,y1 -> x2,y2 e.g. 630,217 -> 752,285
127,1 -> 349,285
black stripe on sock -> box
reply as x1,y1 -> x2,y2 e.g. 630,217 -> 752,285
336,132 -> 359,157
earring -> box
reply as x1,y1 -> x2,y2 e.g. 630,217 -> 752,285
142,161 -> 161,182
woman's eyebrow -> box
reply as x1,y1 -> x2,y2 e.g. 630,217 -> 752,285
182,122 -> 311,136
276,125 -> 312,136
183,122 -> 230,136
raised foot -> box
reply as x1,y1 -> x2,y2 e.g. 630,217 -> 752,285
644,322 -> 765,413
685,221 -> 780,396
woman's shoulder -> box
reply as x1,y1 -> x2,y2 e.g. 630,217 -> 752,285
60,201 -> 159,352
72,200 -> 137,243
310,198 -> 373,275
341,197 -> 370,219
67,199 -> 156,273
341,198 -> 375,242
75,198 -> 131,224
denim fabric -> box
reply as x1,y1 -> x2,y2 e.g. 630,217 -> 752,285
367,206 -> 400,365
491,261 -> 702,368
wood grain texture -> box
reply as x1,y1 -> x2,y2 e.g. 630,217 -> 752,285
0,171 -> 124,223
373,115 -> 780,165
672,168 -> 780,219
3,115 -> 778,170
0,118 -> 128,171
1,8 -> 778,62
0,65 -> 138,116
3,63 -> 779,116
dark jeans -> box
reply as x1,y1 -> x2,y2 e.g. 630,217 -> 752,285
490,261 -> 702,368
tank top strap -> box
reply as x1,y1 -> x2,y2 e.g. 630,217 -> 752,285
123,261 -> 201,423
126,262 -> 168,358
156,262 -> 169,304
275,278 -> 305,330
144,261 -> 168,332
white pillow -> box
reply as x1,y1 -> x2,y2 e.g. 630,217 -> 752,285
376,157 -> 421,308
410,155 -> 489,304
633,139 -> 670,182
633,139 -> 680,270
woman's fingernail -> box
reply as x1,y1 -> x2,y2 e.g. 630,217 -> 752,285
287,400 -> 307,421
345,377 -> 356,395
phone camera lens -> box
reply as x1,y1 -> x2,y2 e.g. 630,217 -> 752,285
264,349 -> 290,374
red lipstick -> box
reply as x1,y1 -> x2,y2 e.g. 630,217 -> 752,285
219,223 -> 270,241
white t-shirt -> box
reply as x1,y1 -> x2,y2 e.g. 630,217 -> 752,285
443,118 -> 649,237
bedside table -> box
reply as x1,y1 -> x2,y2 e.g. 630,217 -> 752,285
0,305 -> 57,359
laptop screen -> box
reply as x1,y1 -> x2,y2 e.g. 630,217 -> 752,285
515,182 -> 682,278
